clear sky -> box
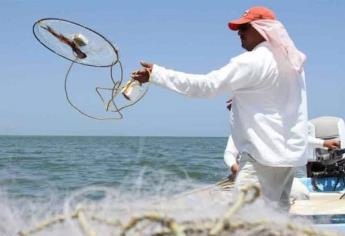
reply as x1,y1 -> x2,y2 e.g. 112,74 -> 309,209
0,0 -> 344,136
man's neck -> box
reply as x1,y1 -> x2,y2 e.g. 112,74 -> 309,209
251,40 -> 267,51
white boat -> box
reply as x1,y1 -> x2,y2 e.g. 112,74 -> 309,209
290,116 -> 345,232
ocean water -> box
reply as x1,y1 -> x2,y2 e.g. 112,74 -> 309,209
0,136 -> 228,201
1,136 -> 340,235
0,136 -> 235,235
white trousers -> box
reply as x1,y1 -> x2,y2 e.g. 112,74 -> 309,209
235,153 -> 295,211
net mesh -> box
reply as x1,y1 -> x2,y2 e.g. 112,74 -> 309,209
16,183 -> 341,236
33,18 -> 148,120
33,18 -> 118,67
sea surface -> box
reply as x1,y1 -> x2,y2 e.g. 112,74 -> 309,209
0,136 -> 340,235
0,135 -> 228,201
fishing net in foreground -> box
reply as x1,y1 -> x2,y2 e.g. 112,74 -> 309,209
16,182 -> 340,236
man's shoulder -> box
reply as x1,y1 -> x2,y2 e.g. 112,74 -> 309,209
232,46 -> 274,67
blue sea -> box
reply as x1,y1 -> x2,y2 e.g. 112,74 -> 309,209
0,136 -> 340,235
0,136 -> 228,201
0,136 -> 233,235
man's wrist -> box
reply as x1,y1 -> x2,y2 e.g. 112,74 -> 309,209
149,64 -> 161,83
148,64 -> 154,82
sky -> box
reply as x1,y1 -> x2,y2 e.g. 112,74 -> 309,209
0,0 -> 344,137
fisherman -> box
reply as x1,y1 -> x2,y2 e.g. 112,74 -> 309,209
225,128 -> 341,182
132,6 -> 308,210
224,111 -> 341,175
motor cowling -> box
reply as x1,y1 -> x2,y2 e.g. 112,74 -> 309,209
311,116 -> 344,165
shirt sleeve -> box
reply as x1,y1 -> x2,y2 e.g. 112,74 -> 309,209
308,136 -> 325,148
224,136 -> 239,168
307,122 -> 325,149
150,53 -> 259,98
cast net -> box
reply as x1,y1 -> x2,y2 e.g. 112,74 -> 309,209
16,182 -> 340,236
33,18 -> 148,120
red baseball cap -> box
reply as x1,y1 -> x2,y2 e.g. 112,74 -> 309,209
228,6 -> 276,31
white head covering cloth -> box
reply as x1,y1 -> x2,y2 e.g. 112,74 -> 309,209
250,19 -> 306,73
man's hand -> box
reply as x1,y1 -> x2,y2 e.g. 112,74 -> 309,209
226,98 -> 233,111
131,61 -> 153,84
230,163 -> 240,177
323,139 -> 341,149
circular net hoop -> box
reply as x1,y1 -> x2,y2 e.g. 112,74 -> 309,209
33,18 -> 119,67
32,18 -> 148,120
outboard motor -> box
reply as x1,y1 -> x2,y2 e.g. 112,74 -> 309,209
309,116 -> 345,179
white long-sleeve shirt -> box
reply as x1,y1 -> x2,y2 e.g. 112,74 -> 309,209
307,121 -> 324,146
150,41 -> 308,167
224,136 -> 239,168
224,123 -> 324,169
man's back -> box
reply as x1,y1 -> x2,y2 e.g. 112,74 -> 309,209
231,41 -> 308,167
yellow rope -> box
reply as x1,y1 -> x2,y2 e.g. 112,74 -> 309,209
120,212 -> 185,236
209,184 -> 260,236
75,206 -> 96,236
91,215 -> 122,227
18,214 -> 67,236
